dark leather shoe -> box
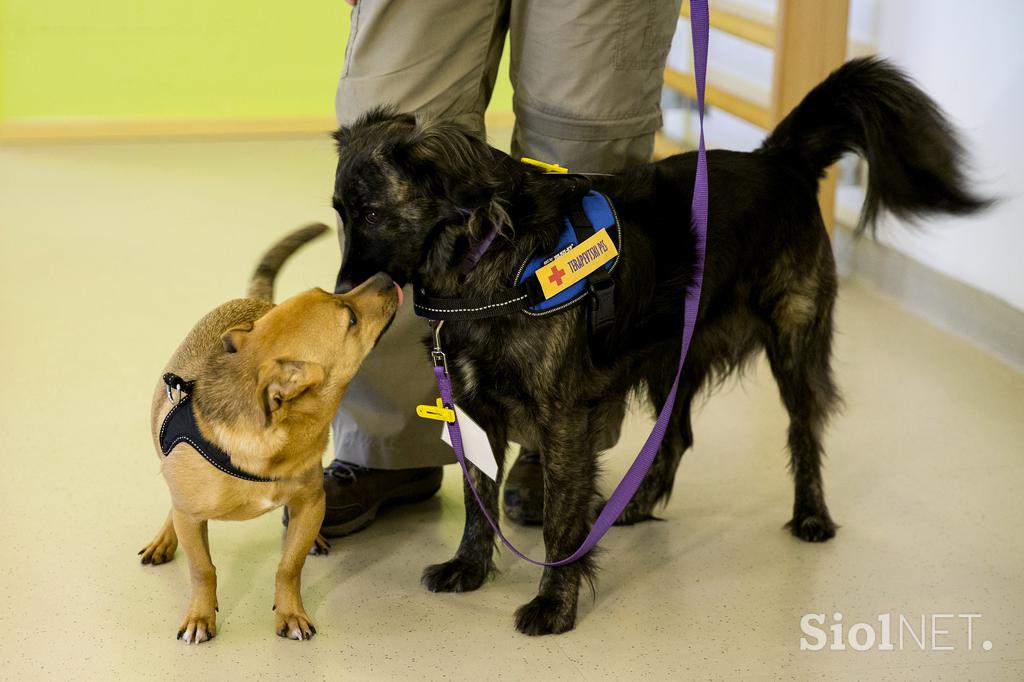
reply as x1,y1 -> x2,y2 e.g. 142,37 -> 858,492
502,448 -> 543,525
285,460 -> 443,538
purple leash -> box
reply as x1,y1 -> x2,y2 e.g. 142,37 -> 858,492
433,0 -> 710,567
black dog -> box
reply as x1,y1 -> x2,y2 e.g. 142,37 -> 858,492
331,58 -> 987,635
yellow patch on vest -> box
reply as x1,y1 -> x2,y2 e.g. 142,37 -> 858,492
536,228 -> 618,299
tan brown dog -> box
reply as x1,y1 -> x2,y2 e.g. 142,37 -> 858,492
139,224 -> 400,644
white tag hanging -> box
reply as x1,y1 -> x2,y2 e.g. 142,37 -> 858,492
441,403 -> 499,481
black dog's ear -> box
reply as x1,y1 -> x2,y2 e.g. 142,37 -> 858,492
359,105 -> 410,127
392,116 -> 513,279
335,106 -> 416,152
397,118 -> 511,238
331,126 -> 352,151
399,120 -> 489,203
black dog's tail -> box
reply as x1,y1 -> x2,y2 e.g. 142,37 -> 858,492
248,223 -> 330,301
759,57 -> 990,234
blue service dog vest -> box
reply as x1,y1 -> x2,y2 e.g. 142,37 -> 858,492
514,191 -> 621,316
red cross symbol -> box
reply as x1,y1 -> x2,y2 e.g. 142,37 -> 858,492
548,264 -> 567,286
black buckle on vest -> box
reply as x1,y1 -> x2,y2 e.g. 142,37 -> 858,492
589,269 -> 615,332
567,197 -> 616,362
569,201 -> 594,235
587,267 -> 615,364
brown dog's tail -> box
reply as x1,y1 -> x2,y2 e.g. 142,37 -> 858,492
247,223 -> 330,301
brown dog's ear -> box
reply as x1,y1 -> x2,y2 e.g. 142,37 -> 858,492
256,359 -> 325,425
221,322 -> 254,353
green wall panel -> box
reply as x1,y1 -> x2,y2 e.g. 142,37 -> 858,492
0,0 -> 514,122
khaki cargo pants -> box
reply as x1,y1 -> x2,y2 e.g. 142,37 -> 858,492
333,0 -> 681,468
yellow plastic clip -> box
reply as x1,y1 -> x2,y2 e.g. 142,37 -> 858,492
416,399 -> 456,423
521,157 -> 569,174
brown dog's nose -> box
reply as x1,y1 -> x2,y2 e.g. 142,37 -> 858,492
336,272 -> 397,303
369,272 -> 394,291
336,271 -> 393,295
368,272 -> 401,307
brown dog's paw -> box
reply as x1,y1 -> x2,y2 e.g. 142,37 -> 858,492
177,613 -> 216,644
274,610 -> 317,640
308,533 -> 331,556
139,535 -> 177,565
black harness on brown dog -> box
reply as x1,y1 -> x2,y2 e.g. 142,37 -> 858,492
159,373 -> 277,483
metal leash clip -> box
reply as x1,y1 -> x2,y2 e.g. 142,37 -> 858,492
430,319 -> 448,375
162,372 -> 191,405
165,381 -> 183,405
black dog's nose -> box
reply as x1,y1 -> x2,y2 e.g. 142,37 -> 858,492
334,270 -> 354,294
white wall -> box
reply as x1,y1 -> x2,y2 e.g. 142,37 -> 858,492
669,0 -> 1024,311
870,0 -> 1024,311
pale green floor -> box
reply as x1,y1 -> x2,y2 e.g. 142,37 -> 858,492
1,137 -> 1022,681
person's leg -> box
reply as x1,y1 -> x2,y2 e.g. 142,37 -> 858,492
508,0 -> 681,172
336,0 -> 509,131
320,0 -> 510,537
502,0 -> 682,524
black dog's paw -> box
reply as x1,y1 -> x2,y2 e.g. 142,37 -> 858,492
612,496 -> 663,526
613,507 -> 660,526
787,513 -> 838,542
421,557 -> 491,593
514,595 -> 577,636
308,533 -> 331,556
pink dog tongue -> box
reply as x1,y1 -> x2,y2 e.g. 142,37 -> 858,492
394,282 -> 404,308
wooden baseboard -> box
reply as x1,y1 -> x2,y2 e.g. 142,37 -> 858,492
0,116 -> 340,142
0,110 -> 519,143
